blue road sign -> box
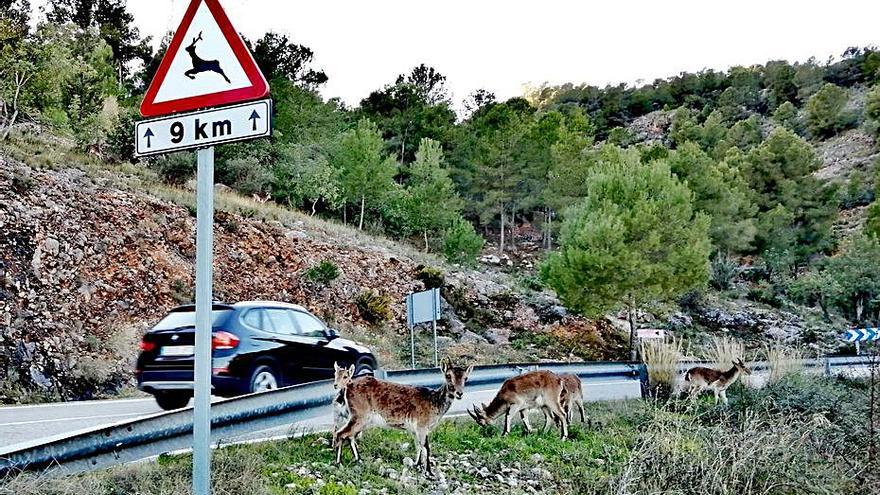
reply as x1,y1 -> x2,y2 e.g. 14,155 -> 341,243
843,327 -> 880,342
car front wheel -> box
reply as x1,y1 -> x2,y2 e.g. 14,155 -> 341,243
355,359 -> 375,377
249,365 -> 280,393
154,390 -> 191,411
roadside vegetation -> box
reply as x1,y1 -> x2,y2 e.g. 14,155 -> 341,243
4,374 -> 878,495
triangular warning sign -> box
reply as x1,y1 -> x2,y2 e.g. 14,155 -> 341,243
140,0 -> 269,117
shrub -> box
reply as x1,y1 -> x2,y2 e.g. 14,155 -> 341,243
442,217 -> 484,265
805,83 -> 856,138
415,266 -> 444,289
355,290 -> 393,324
772,100 -> 802,134
710,253 -> 739,290
305,260 -> 340,285
149,152 -> 196,185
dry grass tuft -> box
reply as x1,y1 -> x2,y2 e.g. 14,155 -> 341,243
765,345 -> 805,384
641,338 -> 684,392
706,336 -> 745,370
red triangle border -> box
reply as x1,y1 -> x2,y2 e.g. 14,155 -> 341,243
140,0 -> 269,117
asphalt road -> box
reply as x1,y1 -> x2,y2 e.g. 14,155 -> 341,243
0,377 -> 641,453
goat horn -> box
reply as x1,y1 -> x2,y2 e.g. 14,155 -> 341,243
467,406 -> 480,421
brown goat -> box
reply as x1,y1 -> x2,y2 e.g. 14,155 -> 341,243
684,358 -> 752,404
468,370 -> 568,439
334,359 -> 472,475
559,373 -> 586,423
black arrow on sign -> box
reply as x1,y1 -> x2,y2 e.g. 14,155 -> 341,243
249,110 -> 261,131
143,128 -> 154,148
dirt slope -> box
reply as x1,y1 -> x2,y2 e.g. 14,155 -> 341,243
0,155 -> 623,402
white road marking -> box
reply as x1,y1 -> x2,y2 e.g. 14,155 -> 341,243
0,412 -> 147,427
0,398 -> 154,411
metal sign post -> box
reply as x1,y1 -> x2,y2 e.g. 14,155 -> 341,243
192,147 -> 214,494
135,1 -> 271,493
406,288 -> 441,368
431,293 -> 438,367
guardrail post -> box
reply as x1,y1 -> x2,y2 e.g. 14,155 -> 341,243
824,358 -> 832,377
638,363 -> 649,398
375,368 -> 388,380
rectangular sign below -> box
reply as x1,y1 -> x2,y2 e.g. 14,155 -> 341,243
407,288 -> 441,327
135,99 -> 271,157
637,328 -> 666,340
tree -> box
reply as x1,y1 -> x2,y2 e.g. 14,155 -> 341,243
402,64 -> 449,105
0,0 -> 31,43
667,142 -> 757,253
249,32 -> 328,89
333,118 -> 397,230
772,101 -> 801,134
405,138 -> 462,250
805,83 -> 854,138
738,128 -> 837,260
462,89 -> 496,119
867,201 -> 880,239
764,60 -> 798,109
46,0 -> 150,87
271,79 -> 347,145
272,144 -> 341,215
45,0 -> 95,30
795,235 -> 880,324
866,85 -> 880,136
358,65 -> 457,162
541,146 -> 711,359
466,100 -> 533,252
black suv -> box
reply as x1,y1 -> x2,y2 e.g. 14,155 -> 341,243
136,301 -> 378,410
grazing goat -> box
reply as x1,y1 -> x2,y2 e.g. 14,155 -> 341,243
467,370 -> 568,439
334,359 -> 472,475
559,373 -> 586,423
684,358 -> 752,404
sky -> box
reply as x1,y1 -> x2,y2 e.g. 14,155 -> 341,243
32,0 -> 880,107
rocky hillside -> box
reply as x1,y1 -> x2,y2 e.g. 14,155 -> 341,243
0,150 -> 625,403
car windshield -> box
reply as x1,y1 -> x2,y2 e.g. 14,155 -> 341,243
153,309 -> 232,330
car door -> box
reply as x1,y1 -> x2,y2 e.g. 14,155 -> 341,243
260,308 -> 301,384
289,310 -> 347,381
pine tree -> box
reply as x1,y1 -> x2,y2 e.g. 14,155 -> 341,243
333,118 -> 397,230
406,138 -> 462,251
541,146 -> 711,359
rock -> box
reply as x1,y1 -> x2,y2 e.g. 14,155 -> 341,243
29,366 -> 51,388
480,255 -> 501,265
666,312 -> 693,331
485,328 -> 510,345
460,330 -> 488,344
213,183 -> 232,194
43,238 -> 60,256
267,220 -> 284,229
402,457 -> 415,467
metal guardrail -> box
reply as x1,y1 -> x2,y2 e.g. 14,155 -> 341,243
674,355 -> 876,375
0,361 -> 643,476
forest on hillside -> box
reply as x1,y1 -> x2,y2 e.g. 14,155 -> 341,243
2,0 -> 880,342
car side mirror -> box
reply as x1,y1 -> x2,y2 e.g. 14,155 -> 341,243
324,328 -> 339,340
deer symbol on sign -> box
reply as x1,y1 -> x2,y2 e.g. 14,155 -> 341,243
184,31 -> 231,83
